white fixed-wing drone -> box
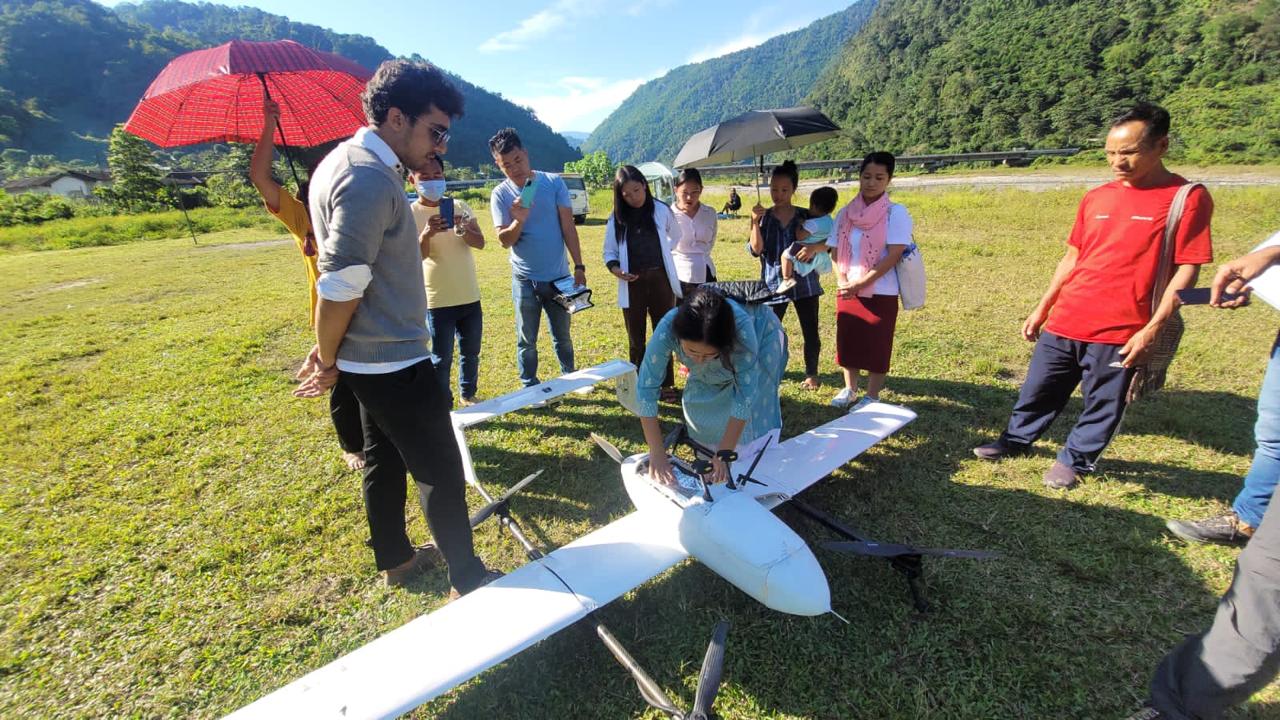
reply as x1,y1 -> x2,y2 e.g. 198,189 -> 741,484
230,360 -> 993,719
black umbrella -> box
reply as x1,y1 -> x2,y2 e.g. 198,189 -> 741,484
672,106 -> 841,202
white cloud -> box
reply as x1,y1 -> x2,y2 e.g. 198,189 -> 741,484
511,74 -> 659,132
478,0 -> 597,53
479,0 -> 675,52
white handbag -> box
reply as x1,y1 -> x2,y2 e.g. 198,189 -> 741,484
897,239 -> 925,310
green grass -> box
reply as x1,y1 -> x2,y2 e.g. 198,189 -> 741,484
3,184 -> 1280,719
0,206 -> 277,253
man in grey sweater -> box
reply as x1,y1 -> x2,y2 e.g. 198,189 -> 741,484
294,60 -> 494,596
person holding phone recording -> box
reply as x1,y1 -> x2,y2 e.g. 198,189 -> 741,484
410,155 -> 485,407
488,128 -> 588,388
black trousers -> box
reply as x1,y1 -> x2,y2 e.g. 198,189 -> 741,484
1150,480 -> 1280,718
341,361 -> 486,592
330,375 -> 364,453
1000,331 -> 1133,473
624,268 -> 675,387
772,294 -> 821,377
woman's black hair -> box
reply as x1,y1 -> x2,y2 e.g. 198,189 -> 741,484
860,151 -> 896,178
671,287 -> 736,371
612,164 -> 656,238
771,160 -> 799,189
675,167 -> 703,188
808,186 -> 838,216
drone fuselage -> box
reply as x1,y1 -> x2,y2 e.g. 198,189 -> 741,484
620,456 -> 831,616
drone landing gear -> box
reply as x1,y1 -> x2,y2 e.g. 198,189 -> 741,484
786,497 -> 998,614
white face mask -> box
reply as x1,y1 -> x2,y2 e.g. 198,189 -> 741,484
415,179 -> 446,202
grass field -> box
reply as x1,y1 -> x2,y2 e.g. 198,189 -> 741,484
4,181 -> 1280,719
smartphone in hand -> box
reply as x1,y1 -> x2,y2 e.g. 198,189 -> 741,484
439,197 -> 455,228
519,177 -> 537,208
1176,287 -> 1245,305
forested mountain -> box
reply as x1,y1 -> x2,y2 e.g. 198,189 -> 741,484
560,132 -> 590,149
807,0 -> 1280,162
114,0 -> 390,72
582,1 -> 877,165
0,1 -> 192,164
0,0 -> 579,171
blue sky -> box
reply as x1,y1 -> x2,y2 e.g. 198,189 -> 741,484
96,0 -> 855,133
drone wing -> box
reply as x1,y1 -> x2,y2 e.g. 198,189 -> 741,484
743,402 -> 917,508
451,359 -> 636,429
226,511 -> 688,720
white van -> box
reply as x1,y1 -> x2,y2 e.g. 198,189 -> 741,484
636,162 -> 675,206
561,173 -> 590,224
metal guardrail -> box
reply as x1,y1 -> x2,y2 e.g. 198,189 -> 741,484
691,148 -> 1081,176
445,179 -> 497,189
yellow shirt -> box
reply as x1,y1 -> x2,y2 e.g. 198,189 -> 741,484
410,199 -> 482,308
267,192 -> 320,327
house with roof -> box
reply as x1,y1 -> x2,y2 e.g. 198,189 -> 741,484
1,170 -> 111,199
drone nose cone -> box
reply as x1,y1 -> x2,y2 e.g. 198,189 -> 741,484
762,549 -> 831,616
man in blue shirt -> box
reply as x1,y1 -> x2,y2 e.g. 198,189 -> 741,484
489,128 -> 588,386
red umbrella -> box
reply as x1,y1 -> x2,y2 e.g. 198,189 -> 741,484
125,39 -> 371,148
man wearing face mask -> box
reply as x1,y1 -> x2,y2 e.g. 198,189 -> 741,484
410,156 -> 485,407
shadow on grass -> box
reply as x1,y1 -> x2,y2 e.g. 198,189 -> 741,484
885,375 -> 1256,500
426,384 -> 1238,719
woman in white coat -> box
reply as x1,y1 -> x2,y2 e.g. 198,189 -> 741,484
603,164 -> 683,402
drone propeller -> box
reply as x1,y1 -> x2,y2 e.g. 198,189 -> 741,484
688,620 -> 730,720
822,540 -> 1000,561
590,432 -> 626,465
468,470 -> 544,527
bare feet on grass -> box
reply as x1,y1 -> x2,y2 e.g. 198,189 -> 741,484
343,451 -> 366,470
800,376 -> 821,391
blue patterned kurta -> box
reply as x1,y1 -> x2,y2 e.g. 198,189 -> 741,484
636,299 -> 788,446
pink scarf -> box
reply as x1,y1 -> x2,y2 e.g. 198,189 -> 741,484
834,193 -> 891,298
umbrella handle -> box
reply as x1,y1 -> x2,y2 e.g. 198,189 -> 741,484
257,73 -> 303,192
757,155 -> 764,206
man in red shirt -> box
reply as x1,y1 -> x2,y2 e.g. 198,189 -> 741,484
973,103 -> 1213,489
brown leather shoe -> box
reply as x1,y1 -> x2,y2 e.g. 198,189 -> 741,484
448,568 -> 505,601
384,544 -> 443,588
1042,460 -> 1080,490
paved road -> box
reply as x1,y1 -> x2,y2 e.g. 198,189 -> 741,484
716,170 -> 1280,193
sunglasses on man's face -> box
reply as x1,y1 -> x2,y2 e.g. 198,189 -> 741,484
428,124 -> 451,146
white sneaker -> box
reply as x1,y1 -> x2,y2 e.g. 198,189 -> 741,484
572,384 -> 595,396
830,387 -> 855,408
775,277 -> 798,294
849,395 -> 879,412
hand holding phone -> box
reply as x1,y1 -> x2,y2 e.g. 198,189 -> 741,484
519,176 -> 537,208
1177,287 -> 1245,306
439,197 -> 455,229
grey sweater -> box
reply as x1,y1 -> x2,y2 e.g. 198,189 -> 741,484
312,141 -> 429,364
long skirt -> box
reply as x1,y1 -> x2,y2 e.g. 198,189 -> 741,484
835,293 -> 898,374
